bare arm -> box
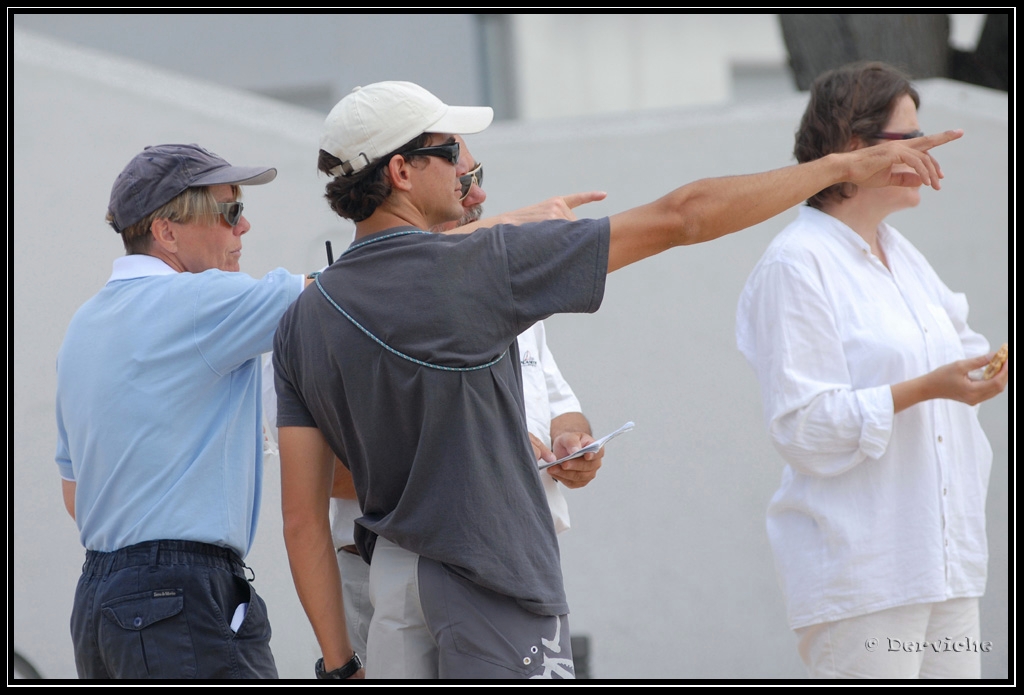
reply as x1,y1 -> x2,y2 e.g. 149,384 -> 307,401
545,412 -> 603,489
62,479 -> 76,520
280,426 -> 363,677
606,131 -> 963,272
891,351 -> 1008,414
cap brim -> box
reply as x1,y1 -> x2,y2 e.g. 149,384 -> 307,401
428,105 -> 494,136
192,165 -> 278,187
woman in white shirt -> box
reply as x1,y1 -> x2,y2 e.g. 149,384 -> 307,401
736,61 -> 1007,679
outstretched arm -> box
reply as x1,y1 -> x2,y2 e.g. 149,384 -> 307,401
280,426 -> 363,678
453,192 -> 608,234
606,130 -> 963,272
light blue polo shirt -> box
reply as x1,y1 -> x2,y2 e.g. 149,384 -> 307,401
55,255 -> 303,556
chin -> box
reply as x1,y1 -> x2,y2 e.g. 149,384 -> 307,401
888,188 -> 921,214
458,204 -> 483,227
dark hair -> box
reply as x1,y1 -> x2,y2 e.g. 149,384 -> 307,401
319,133 -> 433,222
795,61 -> 920,210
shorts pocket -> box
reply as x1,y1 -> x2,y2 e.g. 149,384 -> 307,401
419,560 -> 574,679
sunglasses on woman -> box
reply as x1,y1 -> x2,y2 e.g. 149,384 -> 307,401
870,130 -> 924,141
215,201 -> 244,227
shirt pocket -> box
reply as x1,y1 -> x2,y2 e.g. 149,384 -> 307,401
926,303 -> 966,365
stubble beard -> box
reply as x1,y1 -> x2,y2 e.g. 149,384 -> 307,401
430,204 -> 483,233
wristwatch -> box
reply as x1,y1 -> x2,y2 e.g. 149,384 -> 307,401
315,653 -> 363,680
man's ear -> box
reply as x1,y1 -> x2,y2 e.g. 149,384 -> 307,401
150,218 -> 177,253
386,154 -> 414,193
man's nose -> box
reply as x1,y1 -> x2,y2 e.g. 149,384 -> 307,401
463,181 -> 486,208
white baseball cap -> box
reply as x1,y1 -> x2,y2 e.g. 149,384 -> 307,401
320,81 -> 493,176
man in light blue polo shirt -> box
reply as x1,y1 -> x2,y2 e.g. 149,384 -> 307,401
55,144 -> 314,679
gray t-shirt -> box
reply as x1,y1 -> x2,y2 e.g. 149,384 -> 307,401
274,219 -> 609,615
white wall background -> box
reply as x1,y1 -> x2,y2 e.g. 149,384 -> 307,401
9,13 -> 988,119
12,24 -> 1008,680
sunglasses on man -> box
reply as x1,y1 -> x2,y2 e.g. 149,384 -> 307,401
402,142 -> 482,200
459,162 -> 483,201
404,142 -> 460,166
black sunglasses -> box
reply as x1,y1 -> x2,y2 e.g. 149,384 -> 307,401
215,201 -> 244,227
870,130 -> 924,141
459,162 -> 483,200
403,142 -> 460,166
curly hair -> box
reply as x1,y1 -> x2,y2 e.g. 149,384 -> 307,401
795,61 -> 920,210
108,185 -> 240,255
319,133 -> 434,222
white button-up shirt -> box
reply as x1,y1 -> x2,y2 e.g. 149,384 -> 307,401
517,320 -> 583,534
736,206 -> 993,629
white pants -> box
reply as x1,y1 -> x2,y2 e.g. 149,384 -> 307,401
796,598 -> 983,679
336,547 -> 371,663
365,538 -> 435,679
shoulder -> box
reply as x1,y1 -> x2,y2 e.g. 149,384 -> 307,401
194,267 -> 302,304
879,223 -> 928,266
745,209 -> 832,286
198,266 -> 299,289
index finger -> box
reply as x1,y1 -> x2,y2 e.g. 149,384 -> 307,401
910,129 -> 964,151
561,191 -> 608,210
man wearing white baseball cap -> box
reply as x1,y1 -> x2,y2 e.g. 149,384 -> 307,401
273,81 -> 962,679
56,144 -> 310,678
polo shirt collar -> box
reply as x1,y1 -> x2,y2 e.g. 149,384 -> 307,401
107,254 -> 178,283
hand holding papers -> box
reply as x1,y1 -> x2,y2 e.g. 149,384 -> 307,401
538,421 -> 635,470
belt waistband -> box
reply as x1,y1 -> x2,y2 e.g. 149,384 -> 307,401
82,539 -> 244,577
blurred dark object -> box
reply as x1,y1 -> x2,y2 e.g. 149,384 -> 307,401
948,14 -> 1009,91
11,650 -> 43,679
780,14 -> 1008,93
571,634 -> 590,679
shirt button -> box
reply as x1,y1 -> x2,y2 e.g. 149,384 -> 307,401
938,435 -> 943,443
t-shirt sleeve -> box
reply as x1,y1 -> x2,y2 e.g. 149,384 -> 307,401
501,217 -> 610,331
55,395 -> 75,481
272,309 -> 319,430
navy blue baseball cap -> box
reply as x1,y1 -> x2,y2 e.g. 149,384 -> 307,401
107,144 -> 277,233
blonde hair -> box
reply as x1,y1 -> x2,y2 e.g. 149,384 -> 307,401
109,185 -> 241,254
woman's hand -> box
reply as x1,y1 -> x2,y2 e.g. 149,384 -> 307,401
893,351 -> 1008,413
